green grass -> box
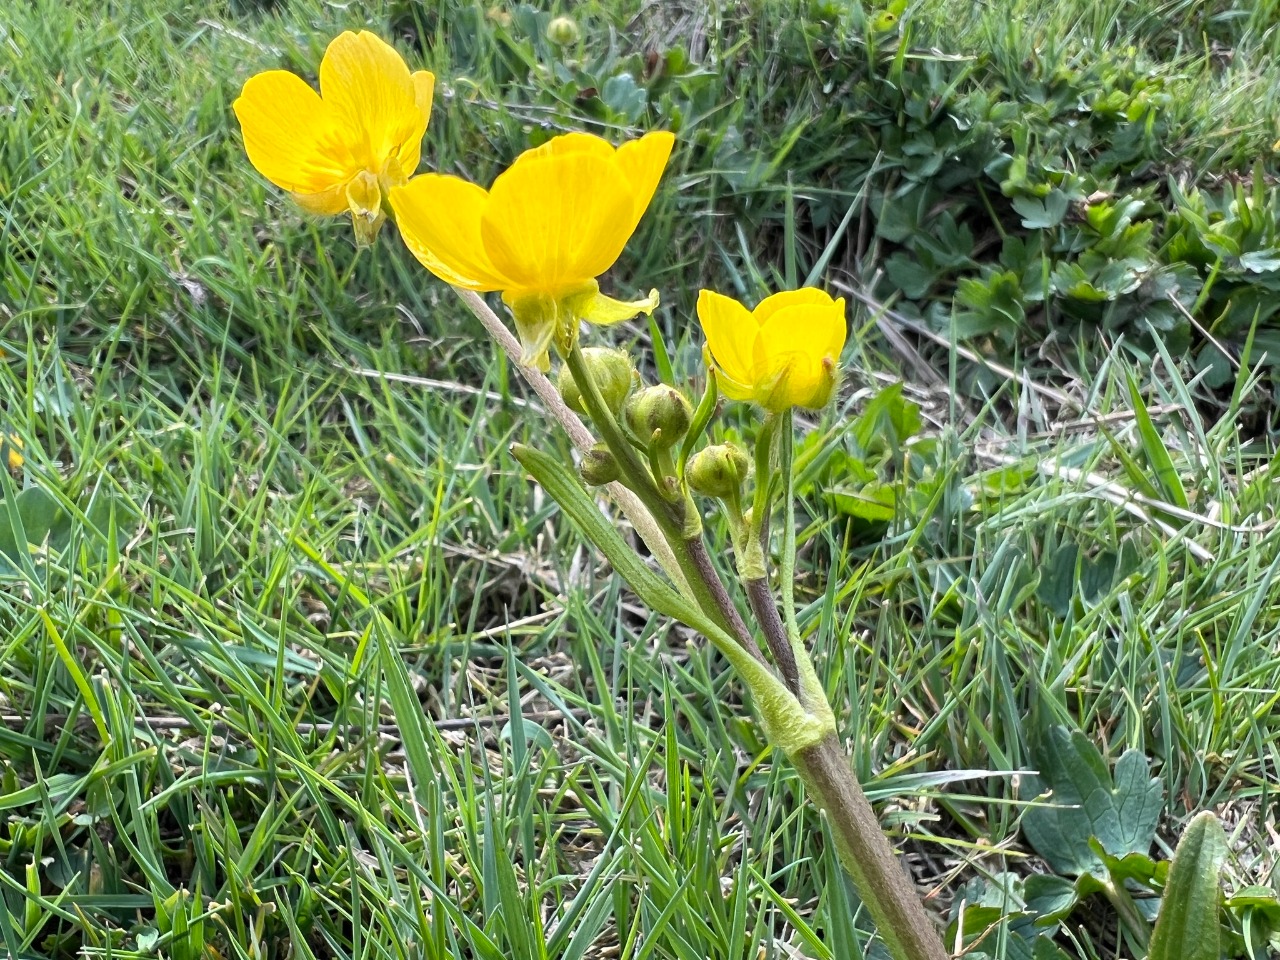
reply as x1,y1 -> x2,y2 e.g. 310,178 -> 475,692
5,0 -> 1280,957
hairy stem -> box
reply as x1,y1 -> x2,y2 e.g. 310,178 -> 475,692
791,735 -> 950,960
686,538 -> 765,667
451,287 -> 689,596
744,577 -> 802,697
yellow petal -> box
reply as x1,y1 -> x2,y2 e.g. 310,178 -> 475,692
480,151 -> 633,289
756,296 -> 848,367
395,70 -> 436,175
389,175 -> 511,290
713,367 -> 756,402
292,184 -> 349,216
4,434 -> 23,472
319,31 -> 419,171
696,289 -> 758,387
234,71 -> 347,194
614,131 -> 675,225
756,300 -> 846,409
516,131 -> 616,165
577,287 -> 660,326
752,287 -> 838,326
819,296 -> 849,360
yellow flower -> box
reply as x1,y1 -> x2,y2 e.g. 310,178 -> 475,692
233,31 -> 435,246
389,131 -> 675,369
3,434 -> 22,472
697,288 -> 847,411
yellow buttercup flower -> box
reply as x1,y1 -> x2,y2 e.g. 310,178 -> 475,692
233,31 -> 435,246
3,434 -> 22,472
389,131 -> 675,369
697,288 -> 847,411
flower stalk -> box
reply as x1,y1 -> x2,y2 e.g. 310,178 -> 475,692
563,339 -> 763,665
552,330 -> 948,960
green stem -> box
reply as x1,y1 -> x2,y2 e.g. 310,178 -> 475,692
778,409 -> 800,639
558,352 -> 949,960
565,342 -> 763,665
741,413 -> 779,581
791,736 -> 949,960
1104,879 -> 1151,952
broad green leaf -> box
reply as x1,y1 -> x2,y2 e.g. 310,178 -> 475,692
1020,726 -> 1163,877
830,482 -> 896,522
1022,874 -> 1077,924
1148,811 -> 1228,960
1012,190 -> 1068,229
1095,844 -> 1163,889
1036,542 -> 1078,618
1032,941 -> 1073,960
600,73 -> 647,122
851,382 -> 922,456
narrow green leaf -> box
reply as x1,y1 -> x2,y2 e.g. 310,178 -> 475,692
1125,370 -> 1189,509
40,610 -> 111,745
375,626 -> 439,827
678,370 -> 718,474
1148,811 -> 1228,960
646,312 -> 675,385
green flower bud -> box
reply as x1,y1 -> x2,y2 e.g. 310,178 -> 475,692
624,385 -> 693,450
547,15 -> 580,46
579,444 -> 620,486
687,442 -> 750,498
557,348 -> 636,416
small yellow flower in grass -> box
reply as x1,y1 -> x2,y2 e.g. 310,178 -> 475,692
389,131 -> 675,369
3,434 -> 22,471
233,31 -> 435,246
697,288 -> 847,411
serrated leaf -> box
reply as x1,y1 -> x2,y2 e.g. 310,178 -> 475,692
885,252 -> 940,298
1020,726 -> 1163,877
1239,249 -> 1280,273
1013,190 -> 1068,229
1148,811 -> 1228,960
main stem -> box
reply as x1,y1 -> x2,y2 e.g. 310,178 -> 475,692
791,735 -> 950,960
